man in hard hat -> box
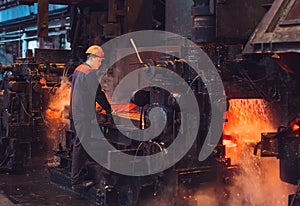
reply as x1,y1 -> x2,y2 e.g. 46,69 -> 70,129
70,45 -> 112,192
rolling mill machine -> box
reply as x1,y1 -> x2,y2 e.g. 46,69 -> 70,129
0,0 -> 300,205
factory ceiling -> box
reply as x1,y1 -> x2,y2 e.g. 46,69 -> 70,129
18,0 -> 107,6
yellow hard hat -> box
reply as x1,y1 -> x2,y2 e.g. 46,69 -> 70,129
85,45 -> 103,57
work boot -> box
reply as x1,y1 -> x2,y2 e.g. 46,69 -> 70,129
72,180 -> 95,194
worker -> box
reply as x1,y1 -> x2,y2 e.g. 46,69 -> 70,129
70,45 -> 112,192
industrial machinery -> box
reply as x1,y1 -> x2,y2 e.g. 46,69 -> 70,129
0,48 -> 73,171
255,114 -> 300,205
48,48 -> 232,205
0,0 -> 300,205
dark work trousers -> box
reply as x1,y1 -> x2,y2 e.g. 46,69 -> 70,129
71,118 -> 92,186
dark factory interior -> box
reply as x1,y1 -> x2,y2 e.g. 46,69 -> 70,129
0,0 -> 300,205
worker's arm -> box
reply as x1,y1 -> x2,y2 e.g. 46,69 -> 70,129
95,84 -> 112,115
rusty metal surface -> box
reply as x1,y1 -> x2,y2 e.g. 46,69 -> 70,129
285,0 -> 300,21
243,0 -> 300,54
216,0 -> 274,41
124,0 -> 153,33
165,0 -> 194,37
273,52 -> 300,76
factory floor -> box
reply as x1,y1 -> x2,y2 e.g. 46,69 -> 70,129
0,152 -> 94,206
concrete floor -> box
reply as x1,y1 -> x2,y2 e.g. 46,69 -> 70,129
0,154 -> 94,206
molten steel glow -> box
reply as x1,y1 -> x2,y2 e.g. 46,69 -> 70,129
289,116 -> 300,133
223,98 -> 275,163
45,108 -> 61,119
220,98 -> 295,206
45,78 -> 71,146
292,124 -> 300,132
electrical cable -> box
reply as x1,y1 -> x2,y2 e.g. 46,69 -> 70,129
20,100 -> 32,118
